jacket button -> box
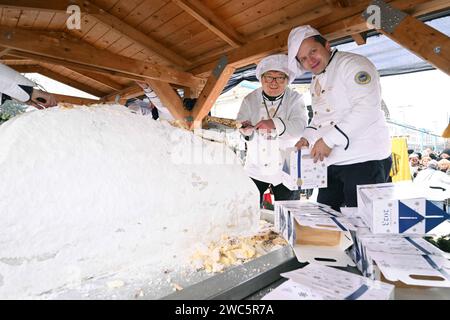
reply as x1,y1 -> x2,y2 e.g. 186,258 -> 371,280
326,108 -> 330,112
264,164 -> 268,167
321,90 -> 325,94
330,121 -> 334,125
318,125 -> 322,128
314,111 -> 318,115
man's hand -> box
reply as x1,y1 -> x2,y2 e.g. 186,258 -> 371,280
311,138 -> 332,163
239,120 -> 254,136
255,119 -> 275,132
30,89 -> 57,109
295,137 -> 310,150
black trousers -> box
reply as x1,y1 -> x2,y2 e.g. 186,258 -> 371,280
317,156 -> 392,212
251,178 -> 300,207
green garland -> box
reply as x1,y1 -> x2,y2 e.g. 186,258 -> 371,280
425,234 -> 450,253
0,100 -> 27,124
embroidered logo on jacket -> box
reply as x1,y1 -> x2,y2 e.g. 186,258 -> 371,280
355,71 -> 371,85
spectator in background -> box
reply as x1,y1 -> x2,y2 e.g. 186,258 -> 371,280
438,158 -> 450,174
409,153 -> 420,179
421,156 -> 431,170
439,148 -> 450,160
414,159 -> 450,189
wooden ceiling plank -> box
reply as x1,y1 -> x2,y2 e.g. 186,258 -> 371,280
95,28 -> 123,50
46,12 -> 68,31
2,8 -> 21,27
0,0 -> 190,68
16,9 -> 39,28
242,3 -> 332,40
172,0 -> 246,47
0,27 -> 204,88
32,11 -> 56,29
226,0 -> 297,28
108,0 -> 143,20
123,0 -> 167,27
139,3 -> 183,35
81,21 -> 111,45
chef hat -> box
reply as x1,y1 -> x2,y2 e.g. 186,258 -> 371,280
287,25 -> 321,76
255,54 -> 296,84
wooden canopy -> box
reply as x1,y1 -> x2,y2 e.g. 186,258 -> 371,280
0,0 -> 449,128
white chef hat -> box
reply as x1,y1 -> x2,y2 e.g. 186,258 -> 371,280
255,54 -> 296,84
287,25 -> 321,76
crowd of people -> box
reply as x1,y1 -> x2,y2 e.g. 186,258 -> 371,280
410,147 -> 450,189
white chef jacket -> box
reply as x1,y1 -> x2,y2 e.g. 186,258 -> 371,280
142,87 -> 174,121
0,63 -> 35,103
237,87 -> 307,185
303,50 -> 391,166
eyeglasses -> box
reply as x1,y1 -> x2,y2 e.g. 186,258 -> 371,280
262,75 -> 287,84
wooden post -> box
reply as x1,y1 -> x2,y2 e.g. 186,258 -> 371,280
145,79 -> 191,126
190,56 -> 235,129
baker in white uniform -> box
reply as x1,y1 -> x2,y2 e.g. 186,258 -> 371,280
135,81 -> 174,121
288,25 -> 392,211
0,63 -> 56,109
237,54 -> 307,205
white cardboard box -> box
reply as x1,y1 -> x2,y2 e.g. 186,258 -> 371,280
357,182 -> 450,234
262,263 -> 394,300
280,148 -> 327,190
349,229 -> 450,287
275,201 -> 355,267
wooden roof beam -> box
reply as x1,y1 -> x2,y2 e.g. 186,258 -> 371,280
172,0 -> 246,48
0,46 -> 10,57
10,64 -> 107,97
9,49 -> 149,82
53,93 -> 100,105
0,0 -> 190,68
0,27 -> 205,88
363,1 -> 450,75
101,84 -> 144,104
351,32 -> 368,45
67,68 -> 125,91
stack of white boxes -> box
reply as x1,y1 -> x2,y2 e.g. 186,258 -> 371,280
351,182 -> 450,288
